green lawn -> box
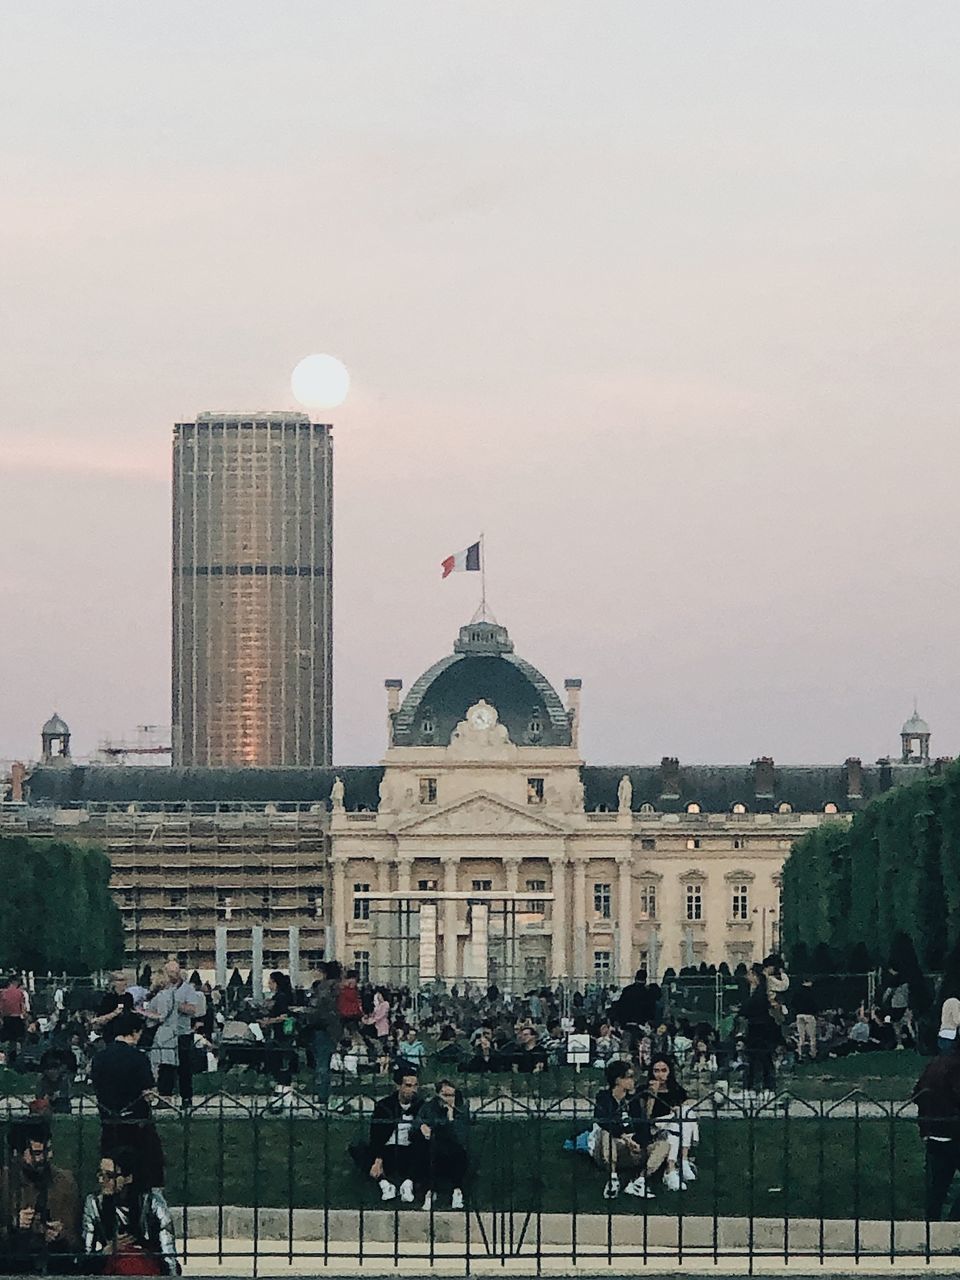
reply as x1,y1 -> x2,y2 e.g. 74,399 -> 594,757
34,1113 -> 928,1221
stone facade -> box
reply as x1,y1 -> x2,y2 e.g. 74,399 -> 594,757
8,621 -> 940,985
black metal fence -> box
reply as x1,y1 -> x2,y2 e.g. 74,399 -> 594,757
1,1082 -> 957,1274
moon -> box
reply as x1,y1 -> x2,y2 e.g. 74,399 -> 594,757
291,354 -> 350,409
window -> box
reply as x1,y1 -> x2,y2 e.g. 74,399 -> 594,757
419,777 -> 438,805
778,802 -> 793,814
732,803 -> 747,815
686,837 -> 701,850
353,882 -> 371,921
639,802 -> 656,815
418,878 -> 438,892
733,837 -> 746,850
731,882 -> 750,920
685,883 -> 703,921
167,889 -> 186,908
594,950 -> 612,980
218,895 -> 233,920
593,882 -> 612,919
307,887 -> 324,919
471,879 -> 492,893
686,802 -> 701,814
639,882 -> 657,919
527,777 -> 545,805
528,711 -> 543,741
641,837 -> 656,851
421,710 -> 435,735
353,950 -> 370,983
824,802 -> 839,814
526,878 -> 546,912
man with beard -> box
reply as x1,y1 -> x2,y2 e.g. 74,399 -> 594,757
82,1148 -> 179,1276
0,1119 -> 81,1273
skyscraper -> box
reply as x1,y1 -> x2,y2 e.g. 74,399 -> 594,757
172,412 -> 333,767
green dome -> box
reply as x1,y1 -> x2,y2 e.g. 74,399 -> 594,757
393,622 -> 572,748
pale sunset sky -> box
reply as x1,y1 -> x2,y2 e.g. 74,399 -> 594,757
1,3 -> 958,766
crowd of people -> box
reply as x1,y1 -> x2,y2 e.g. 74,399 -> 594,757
4,949 -> 960,1253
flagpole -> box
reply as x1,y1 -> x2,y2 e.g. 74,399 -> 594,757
480,532 -> 486,620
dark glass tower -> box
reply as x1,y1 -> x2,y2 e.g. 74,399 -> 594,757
172,412 -> 333,766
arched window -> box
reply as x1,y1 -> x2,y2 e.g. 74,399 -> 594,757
778,802 -> 792,814
639,802 -> 656,815
824,802 -> 839,815
731,803 -> 747,815
686,802 -> 701,814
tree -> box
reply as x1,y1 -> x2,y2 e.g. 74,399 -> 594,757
0,836 -> 123,974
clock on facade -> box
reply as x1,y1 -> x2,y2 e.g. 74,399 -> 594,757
467,702 -> 498,731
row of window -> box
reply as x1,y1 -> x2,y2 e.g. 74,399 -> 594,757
350,880 -> 755,923
415,782 -> 842,816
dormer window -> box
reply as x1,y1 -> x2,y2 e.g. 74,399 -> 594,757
527,709 -> 543,742
421,709 -> 435,735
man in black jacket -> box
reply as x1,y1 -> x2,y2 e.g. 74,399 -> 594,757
611,970 -> 658,1032
366,1069 -> 424,1203
915,1046 -> 960,1220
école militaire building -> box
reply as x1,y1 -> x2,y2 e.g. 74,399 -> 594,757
9,622 -> 941,988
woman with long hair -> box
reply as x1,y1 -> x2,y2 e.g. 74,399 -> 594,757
261,971 -> 297,1108
742,964 -> 779,1096
644,1056 -> 699,1190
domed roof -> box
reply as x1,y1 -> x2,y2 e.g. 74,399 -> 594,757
393,621 -> 572,748
42,712 -> 70,737
902,710 -> 930,736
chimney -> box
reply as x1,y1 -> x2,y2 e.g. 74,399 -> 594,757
659,756 -> 681,800
844,757 -> 863,799
384,679 -> 403,746
752,756 -> 775,798
564,679 -> 582,748
9,762 -> 25,804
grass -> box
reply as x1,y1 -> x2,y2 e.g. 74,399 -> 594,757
33,1112 -> 929,1221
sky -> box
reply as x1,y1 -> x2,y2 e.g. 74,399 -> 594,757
1,2 -> 958,768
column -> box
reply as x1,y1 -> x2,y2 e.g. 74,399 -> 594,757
330,858 -> 348,963
215,926 -> 228,989
288,925 -> 300,988
572,856 -> 588,985
549,856 -> 567,981
397,857 -> 413,988
442,856 -> 459,983
503,857 -> 521,992
251,925 -> 263,999
616,855 -> 633,984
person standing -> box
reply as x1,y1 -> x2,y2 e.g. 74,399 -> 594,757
306,964 -> 341,1105
915,1044 -> 960,1220
143,971 -> 179,1106
261,972 -> 297,1109
0,977 -> 28,1067
170,964 -> 204,1110
742,965 -> 779,1096
93,973 -> 135,1043
90,1013 -> 165,1194
793,979 -> 819,1061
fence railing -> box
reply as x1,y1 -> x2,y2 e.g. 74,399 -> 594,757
0,1084 -> 956,1274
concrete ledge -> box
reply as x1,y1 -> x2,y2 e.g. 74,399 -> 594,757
169,1207 -> 960,1255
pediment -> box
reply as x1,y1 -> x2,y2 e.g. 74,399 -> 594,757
396,792 -> 567,836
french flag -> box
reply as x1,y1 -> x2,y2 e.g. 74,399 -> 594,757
441,541 -> 481,579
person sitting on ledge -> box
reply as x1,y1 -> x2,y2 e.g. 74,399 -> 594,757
592,1060 -> 668,1201
417,1079 -> 470,1211
362,1068 -> 425,1204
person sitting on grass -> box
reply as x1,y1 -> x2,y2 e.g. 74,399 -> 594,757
592,1061 -> 668,1201
511,1026 -> 548,1074
365,1068 -> 424,1204
644,1056 -> 699,1191
82,1147 -> 180,1276
418,1080 -> 469,1211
